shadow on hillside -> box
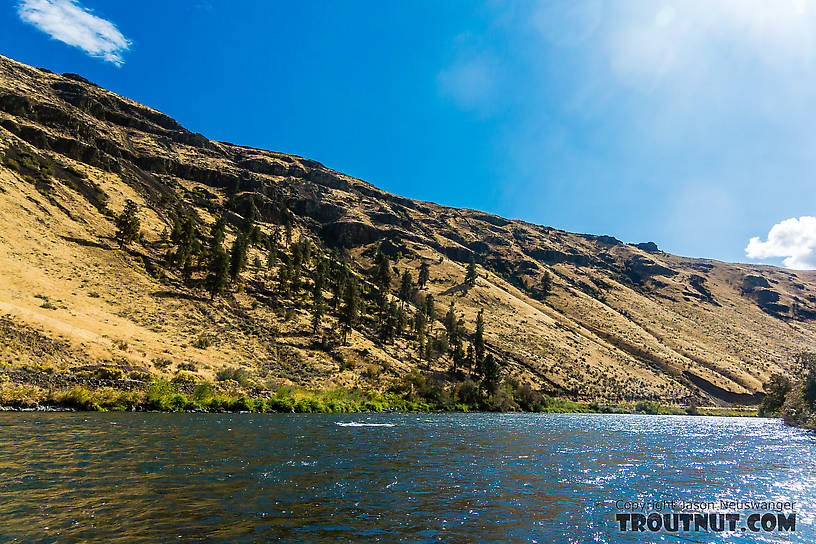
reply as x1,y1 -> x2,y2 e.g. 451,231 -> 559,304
150,290 -> 210,303
439,283 -> 470,297
60,235 -> 109,250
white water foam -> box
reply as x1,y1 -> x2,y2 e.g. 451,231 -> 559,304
335,422 -> 395,427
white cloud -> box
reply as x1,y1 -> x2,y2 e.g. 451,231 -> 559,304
437,53 -> 499,114
746,216 -> 816,269
17,0 -> 131,66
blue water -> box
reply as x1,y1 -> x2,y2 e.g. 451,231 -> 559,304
0,413 -> 813,543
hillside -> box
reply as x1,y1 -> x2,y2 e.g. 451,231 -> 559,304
1,53 -> 814,407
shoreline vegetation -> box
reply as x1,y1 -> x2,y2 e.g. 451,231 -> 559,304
0,362 -> 756,416
761,352 -> 816,431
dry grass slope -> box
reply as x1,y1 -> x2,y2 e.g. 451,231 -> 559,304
1,54 -> 815,406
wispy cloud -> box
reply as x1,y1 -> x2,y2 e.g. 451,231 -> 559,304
746,217 -> 816,269
437,52 -> 499,114
17,0 -> 131,66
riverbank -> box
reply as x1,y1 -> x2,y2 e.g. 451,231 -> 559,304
0,381 -> 759,416
0,360 -> 761,415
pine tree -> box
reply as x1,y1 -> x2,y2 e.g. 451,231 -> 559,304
465,344 -> 474,370
206,245 -> 230,300
474,308 -> 485,373
331,263 -> 347,311
170,216 -> 196,270
483,354 -> 501,394
379,301 -> 398,344
311,280 -> 325,334
229,233 -> 249,282
227,178 -> 241,210
314,258 -> 328,293
453,342 -> 464,372
465,257 -> 477,288
374,250 -> 391,305
424,293 -> 436,330
398,270 -> 413,308
418,261 -> 430,290
277,263 -> 291,298
340,279 -> 360,344
266,241 -> 278,274
541,270 -> 553,298
396,306 -> 408,337
114,200 -> 140,246
418,336 -> 426,363
208,213 -> 226,256
413,310 -> 427,339
444,301 -> 457,348
284,220 -> 293,247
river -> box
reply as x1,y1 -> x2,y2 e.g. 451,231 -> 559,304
0,413 -> 813,543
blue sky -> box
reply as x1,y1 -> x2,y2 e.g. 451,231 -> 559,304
4,1 -> 816,268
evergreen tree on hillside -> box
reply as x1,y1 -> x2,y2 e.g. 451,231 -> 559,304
474,308 -> 485,372
465,344 -> 475,370
418,335 -> 426,364
331,263 -> 347,311
208,213 -> 226,256
314,258 -> 328,293
205,245 -> 230,300
374,250 -> 391,305
229,233 -> 249,282
170,216 -> 198,277
284,220 -> 293,247
277,262 -> 291,298
465,257 -> 477,288
452,341 -> 465,372
413,310 -> 427,339
541,270 -> 553,298
114,200 -> 140,246
311,279 -> 325,334
418,261 -> 430,290
266,240 -> 278,273
380,301 -> 398,343
398,270 -> 413,308
340,279 -> 360,344
444,301 -> 458,348
396,305 -> 408,337
483,353 -> 501,394
424,293 -> 436,328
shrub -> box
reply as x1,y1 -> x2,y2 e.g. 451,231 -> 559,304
171,372 -> 200,385
760,374 -> 792,416
152,358 -> 173,370
147,379 -> 189,411
192,382 -> 214,402
128,370 -> 153,382
95,367 -> 125,380
215,367 -> 251,385
3,157 -> 20,172
193,335 -> 211,349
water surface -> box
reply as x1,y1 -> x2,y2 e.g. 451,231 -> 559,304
0,413 -> 813,543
